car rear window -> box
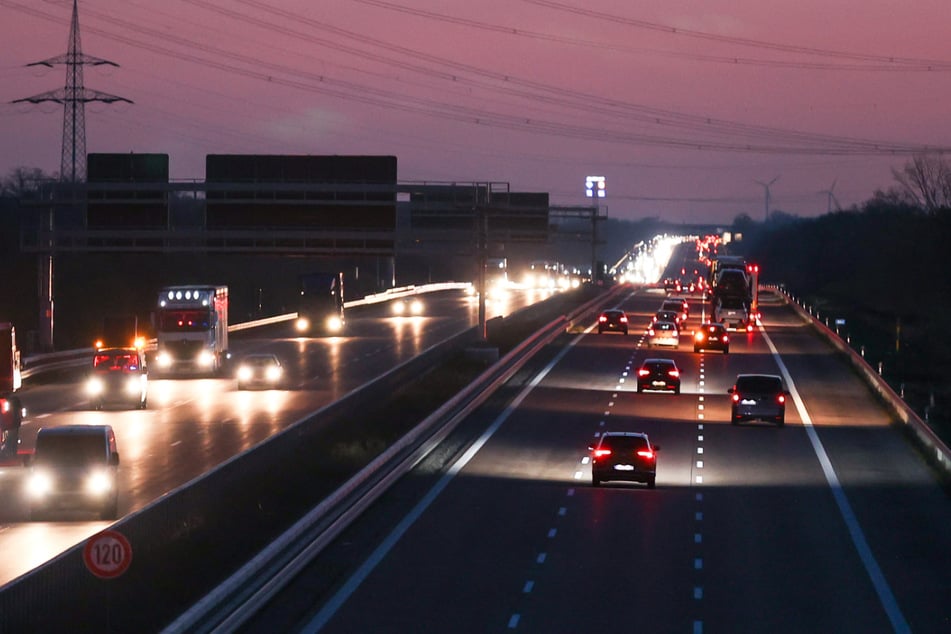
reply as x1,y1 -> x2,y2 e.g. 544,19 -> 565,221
656,323 -> 676,331
736,376 -> 782,392
35,433 -> 107,466
94,353 -> 139,370
601,436 -> 648,452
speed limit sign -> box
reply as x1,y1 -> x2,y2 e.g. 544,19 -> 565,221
83,530 -> 132,579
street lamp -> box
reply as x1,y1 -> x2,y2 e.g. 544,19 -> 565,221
585,176 -> 605,283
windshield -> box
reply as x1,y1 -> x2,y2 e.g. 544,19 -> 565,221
93,352 -> 140,371
35,433 -> 107,466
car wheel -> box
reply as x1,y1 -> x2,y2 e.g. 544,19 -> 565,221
731,413 -> 738,425
636,385 -> 643,394
623,329 -> 628,335
674,385 -> 681,395
598,327 -> 603,334
592,476 -> 601,486
694,346 -> 700,353
723,347 -> 729,354
647,477 -> 656,489
777,414 -> 785,427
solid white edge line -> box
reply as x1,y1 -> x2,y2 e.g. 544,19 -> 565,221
759,325 -> 910,634
301,331 -> 586,633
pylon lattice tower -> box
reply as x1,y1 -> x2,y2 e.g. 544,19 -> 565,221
12,0 -> 132,182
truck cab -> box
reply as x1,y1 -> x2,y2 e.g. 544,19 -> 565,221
86,347 -> 148,409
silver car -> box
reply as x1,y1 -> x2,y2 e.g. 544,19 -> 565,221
647,320 -> 679,348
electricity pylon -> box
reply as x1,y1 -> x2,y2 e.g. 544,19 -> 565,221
12,0 -> 132,182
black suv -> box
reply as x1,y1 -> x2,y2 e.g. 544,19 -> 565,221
597,309 -> 629,335
590,431 -> 660,488
728,374 -> 787,425
693,323 -> 730,353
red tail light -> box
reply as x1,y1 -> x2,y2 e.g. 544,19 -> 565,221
620,315 -> 628,323
638,368 -> 651,377
636,450 -> 655,460
778,394 -> 786,404
732,393 -> 740,402
647,329 -> 655,336
594,449 -> 612,458
668,369 -> 680,378
722,336 -> 730,343
746,324 -> 754,332
599,315 -> 607,323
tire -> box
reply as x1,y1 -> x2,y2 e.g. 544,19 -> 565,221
723,347 -> 730,354
674,385 -> 681,395
592,476 -> 601,487
694,346 -> 700,353
598,327 -> 603,334
777,414 -> 785,427
731,412 -> 739,425
647,477 -> 656,489
636,385 -> 643,394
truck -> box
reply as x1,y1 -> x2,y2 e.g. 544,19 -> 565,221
714,296 -> 751,332
0,323 -> 24,457
154,285 -> 229,374
295,273 -> 344,335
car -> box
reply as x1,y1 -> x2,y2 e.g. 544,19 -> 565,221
597,309 -> 629,335
236,353 -> 284,390
693,322 -> 730,353
636,358 -> 681,394
647,320 -> 679,348
391,296 -> 424,316
661,300 -> 689,323
85,347 -> 148,409
714,297 -> 750,331
24,425 -> 120,521
590,431 -> 660,488
728,374 -> 787,425
663,278 -> 679,292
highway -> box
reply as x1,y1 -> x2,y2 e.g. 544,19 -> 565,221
0,287 -> 555,587
241,286 -> 951,633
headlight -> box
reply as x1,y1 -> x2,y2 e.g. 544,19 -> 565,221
295,317 -> 310,332
25,470 -> 54,499
266,365 -> 282,382
197,350 -> 215,367
236,366 -> 252,381
409,299 -> 423,315
326,316 -> 343,332
86,376 -> 104,396
392,301 -> 406,315
156,352 -> 172,368
85,470 -> 114,496
125,376 -> 141,395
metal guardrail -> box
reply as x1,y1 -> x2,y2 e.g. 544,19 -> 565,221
771,286 -> 951,474
165,284 -> 620,632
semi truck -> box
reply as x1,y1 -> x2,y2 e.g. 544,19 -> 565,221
154,285 -> 229,374
295,273 -> 345,335
0,323 -> 24,457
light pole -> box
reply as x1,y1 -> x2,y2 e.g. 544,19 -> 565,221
586,176 -> 605,283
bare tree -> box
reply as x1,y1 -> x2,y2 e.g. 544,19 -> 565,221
891,153 -> 951,214
0,166 -> 55,197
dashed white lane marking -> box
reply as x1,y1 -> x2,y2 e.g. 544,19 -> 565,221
507,614 -> 520,629
536,553 -> 547,564
694,587 -> 703,599
697,447 -> 704,454
522,581 -> 534,593
694,558 -> 703,570
694,533 -> 702,544
557,507 -> 566,516
547,529 -> 557,538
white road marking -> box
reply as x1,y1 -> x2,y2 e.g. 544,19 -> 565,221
760,325 -> 910,633
522,581 -> 534,593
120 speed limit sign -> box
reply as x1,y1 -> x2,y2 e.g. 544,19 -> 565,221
83,530 -> 132,579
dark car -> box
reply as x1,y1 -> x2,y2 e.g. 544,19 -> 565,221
25,425 -> 120,520
598,309 -> 629,335
636,358 -> 681,394
590,431 -> 659,488
236,354 -> 284,390
653,309 -> 683,326
728,374 -> 787,425
693,322 -> 730,353
85,347 -> 148,410
661,299 -> 689,323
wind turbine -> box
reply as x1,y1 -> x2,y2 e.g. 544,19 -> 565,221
755,176 -> 780,222
821,179 -> 842,213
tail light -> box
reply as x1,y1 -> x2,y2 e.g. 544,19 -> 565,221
732,393 -> 740,403
647,329 -> 654,336
746,324 -> 754,332
620,315 -> 628,323
636,450 -> 655,460
599,315 -> 607,323
638,368 -> 651,377
778,394 -> 786,404
594,448 -> 612,458
668,369 -> 680,378
694,331 -> 704,341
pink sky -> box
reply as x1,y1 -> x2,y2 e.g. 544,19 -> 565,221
2,0 -> 950,223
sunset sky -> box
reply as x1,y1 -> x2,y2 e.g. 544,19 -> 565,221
2,0 -> 950,223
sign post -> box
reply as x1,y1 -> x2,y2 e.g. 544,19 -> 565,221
83,529 -> 132,579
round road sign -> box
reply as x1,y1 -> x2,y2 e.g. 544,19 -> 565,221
83,530 -> 132,579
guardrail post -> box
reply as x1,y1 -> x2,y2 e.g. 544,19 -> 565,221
878,361 -> 883,376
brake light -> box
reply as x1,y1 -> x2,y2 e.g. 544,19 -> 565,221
636,450 -> 655,459
668,369 -> 680,378
747,323 -> 754,332
599,315 -> 607,323
732,393 -> 740,402
647,329 -> 654,336
722,335 -> 729,343
694,332 -> 704,341
594,449 -> 612,458
778,394 -> 786,404
638,368 -> 651,377
620,315 -> 628,323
